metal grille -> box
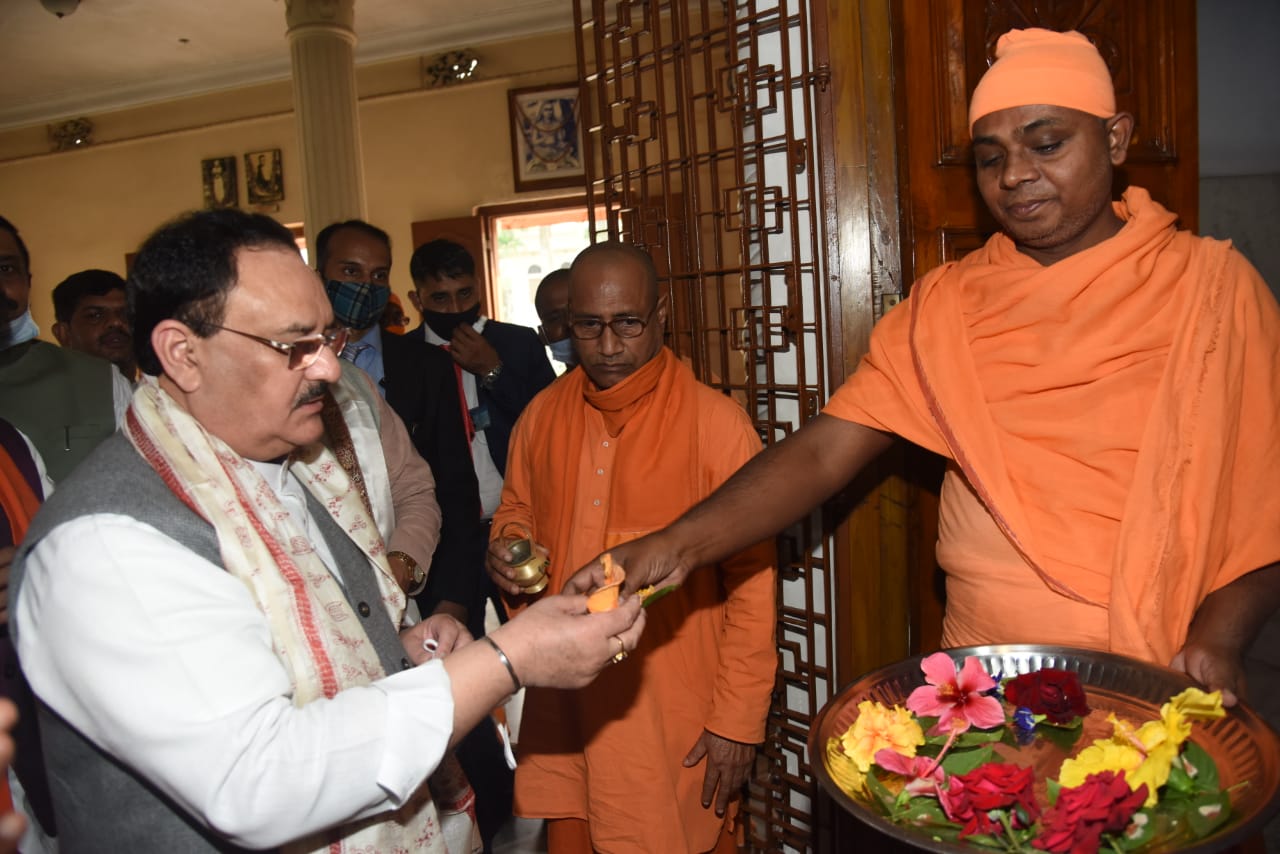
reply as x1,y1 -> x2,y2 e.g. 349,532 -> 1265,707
574,2 -> 833,848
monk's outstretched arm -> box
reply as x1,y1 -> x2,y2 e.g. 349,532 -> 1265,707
597,415 -> 893,594
1171,561 -> 1280,707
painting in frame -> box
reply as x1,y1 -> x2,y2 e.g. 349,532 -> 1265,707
507,82 -> 585,192
201,156 -> 238,209
244,148 -> 284,205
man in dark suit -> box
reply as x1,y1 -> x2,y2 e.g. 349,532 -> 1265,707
406,238 -> 556,637
379,331 -> 481,624
386,238 -> 551,853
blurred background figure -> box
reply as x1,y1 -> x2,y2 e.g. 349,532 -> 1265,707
52,269 -> 136,381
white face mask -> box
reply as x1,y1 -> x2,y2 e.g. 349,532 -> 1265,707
549,337 -> 575,365
4,309 -> 38,349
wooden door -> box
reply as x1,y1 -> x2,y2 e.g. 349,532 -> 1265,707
890,0 -> 1200,650
409,215 -> 493,312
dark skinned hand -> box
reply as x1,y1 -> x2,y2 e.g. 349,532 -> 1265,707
449,323 -> 501,376
682,729 -> 755,817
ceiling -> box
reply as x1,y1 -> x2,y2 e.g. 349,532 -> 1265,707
0,0 -> 572,131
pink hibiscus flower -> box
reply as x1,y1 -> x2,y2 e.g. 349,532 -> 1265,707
874,748 -> 947,797
906,653 -> 1005,735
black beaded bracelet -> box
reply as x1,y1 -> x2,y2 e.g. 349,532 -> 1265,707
482,636 -> 522,693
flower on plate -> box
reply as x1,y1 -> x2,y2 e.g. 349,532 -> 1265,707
1032,770 -> 1147,853
1058,687 -> 1225,807
1004,668 -> 1090,724
939,762 -> 1039,838
907,653 -> 1005,736
840,700 -> 924,772
874,748 -> 947,797
825,735 -> 867,796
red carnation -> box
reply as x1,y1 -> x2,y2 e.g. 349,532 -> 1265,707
1033,771 -> 1147,853
940,763 -> 1039,838
1004,669 -> 1090,724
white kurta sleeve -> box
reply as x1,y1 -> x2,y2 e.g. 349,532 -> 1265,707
14,513 -> 455,848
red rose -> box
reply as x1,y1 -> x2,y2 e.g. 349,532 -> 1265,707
940,763 -> 1039,838
1005,669 -> 1090,724
1033,771 -> 1147,854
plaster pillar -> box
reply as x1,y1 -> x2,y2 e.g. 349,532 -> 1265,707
285,0 -> 366,250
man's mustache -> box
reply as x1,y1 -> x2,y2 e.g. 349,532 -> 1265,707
294,382 -> 328,409
0,294 -> 17,315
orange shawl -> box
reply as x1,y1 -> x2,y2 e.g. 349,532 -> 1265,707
826,187 -> 1280,664
1,443 -> 39,544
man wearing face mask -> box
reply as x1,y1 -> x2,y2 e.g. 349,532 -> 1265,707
400,238 -> 555,853
0,215 -> 129,484
315,220 -> 395,395
535,268 -> 577,369
407,239 -> 556,633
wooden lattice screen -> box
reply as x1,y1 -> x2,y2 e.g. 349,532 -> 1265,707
574,2 -> 836,848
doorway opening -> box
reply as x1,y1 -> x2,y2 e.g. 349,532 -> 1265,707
482,200 -> 588,333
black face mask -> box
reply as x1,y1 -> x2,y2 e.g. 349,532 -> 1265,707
423,304 -> 481,340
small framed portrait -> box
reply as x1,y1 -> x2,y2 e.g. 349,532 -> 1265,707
507,83 -> 585,192
201,156 -> 238,209
245,148 -> 284,205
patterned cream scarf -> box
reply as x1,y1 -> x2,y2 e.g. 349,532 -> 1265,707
125,375 -> 446,853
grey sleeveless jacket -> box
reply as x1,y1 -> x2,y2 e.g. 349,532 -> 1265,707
12,433 -> 413,853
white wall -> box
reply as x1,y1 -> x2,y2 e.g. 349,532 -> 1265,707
1197,0 -> 1280,294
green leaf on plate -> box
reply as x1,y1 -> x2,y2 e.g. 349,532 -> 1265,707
1036,720 -> 1086,752
1184,791 -> 1231,838
1181,741 -> 1220,793
941,745 -> 994,776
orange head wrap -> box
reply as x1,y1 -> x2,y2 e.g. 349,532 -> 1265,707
968,28 -> 1115,134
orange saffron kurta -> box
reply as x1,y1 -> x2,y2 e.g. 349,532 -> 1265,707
825,188 -> 1280,665
493,348 -> 777,854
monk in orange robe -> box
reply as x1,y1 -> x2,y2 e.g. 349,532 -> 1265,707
487,243 -> 777,853
601,28 -> 1280,707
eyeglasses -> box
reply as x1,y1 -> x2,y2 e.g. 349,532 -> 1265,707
210,324 -> 349,370
569,302 -> 660,340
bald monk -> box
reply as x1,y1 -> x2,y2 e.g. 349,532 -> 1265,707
486,243 -> 777,853
589,28 -> 1280,707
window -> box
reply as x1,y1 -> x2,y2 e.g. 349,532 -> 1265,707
483,202 -> 588,332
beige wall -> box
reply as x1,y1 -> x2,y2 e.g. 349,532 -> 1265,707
0,29 -> 579,333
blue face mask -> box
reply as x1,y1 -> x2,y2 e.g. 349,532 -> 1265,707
4,309 -> 39,349
548,337 -> 576,365
324,280 -> 391,330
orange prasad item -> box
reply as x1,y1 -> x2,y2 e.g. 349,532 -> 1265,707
585,553 -> 624,612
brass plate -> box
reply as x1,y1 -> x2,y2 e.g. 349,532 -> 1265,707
810,645 -> 1280,852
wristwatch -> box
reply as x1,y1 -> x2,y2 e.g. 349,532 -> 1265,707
388,550 -> 427,596
479,362 -> 503,389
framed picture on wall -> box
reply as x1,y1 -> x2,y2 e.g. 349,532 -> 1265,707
507,83 -> 585,192
245,148 -> 284,205
201,156 -> 238,209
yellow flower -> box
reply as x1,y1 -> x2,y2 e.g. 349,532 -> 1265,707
826,736 -> 866,797
1167,687 -> 1225,722
1058,690 -> 1224,807
1058,731 -> 1143,788
840,700 -> 925,772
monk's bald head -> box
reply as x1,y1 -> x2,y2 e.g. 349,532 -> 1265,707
569,242 -> 659,307
567,241 -> 667,389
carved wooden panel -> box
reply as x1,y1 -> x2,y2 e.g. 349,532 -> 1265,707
923,0 -> 1186,169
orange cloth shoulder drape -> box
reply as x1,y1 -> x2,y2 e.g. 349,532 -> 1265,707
825,188 -> 1280,664
0,433 -> 42,818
